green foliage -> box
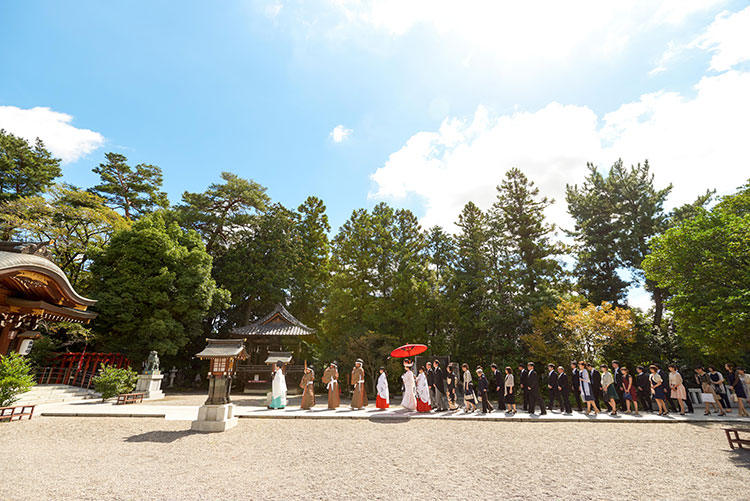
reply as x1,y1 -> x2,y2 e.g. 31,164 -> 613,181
0,352 -> 36,407
91,152 -> 169,219
0,129 -> 61,204
26,336 -> 62,368
90,212 -> 229,362
643,181 -> 750,358
92,364 -> 138,401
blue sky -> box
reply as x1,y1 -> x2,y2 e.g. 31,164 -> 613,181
2,1 -> 750,308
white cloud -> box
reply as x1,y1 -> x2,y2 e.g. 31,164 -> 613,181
370,70 -> 750,232
0,105 -> 104,163
329,124 -> 352,143
694,6 -> 750,71
264,1 -> 283,19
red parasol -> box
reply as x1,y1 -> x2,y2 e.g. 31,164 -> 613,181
390,344 -> 428,358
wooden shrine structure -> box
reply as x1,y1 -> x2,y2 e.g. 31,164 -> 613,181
0,242 -> 97,355
229,303 -> 314,393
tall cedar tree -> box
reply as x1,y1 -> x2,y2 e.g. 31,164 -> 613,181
176,171 -> 269,255
91,152 -> 169,219
0,129 -> 61,203
424,226 -> 456,354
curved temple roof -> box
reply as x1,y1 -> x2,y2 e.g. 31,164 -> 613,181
231,303 -> 314,337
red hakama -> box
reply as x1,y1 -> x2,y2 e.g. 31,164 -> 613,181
416,398 -> 431,413
376,395 -> 389,409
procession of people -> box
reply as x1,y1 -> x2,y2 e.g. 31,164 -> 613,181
267,355 -> 750,419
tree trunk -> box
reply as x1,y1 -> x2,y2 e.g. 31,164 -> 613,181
652,286 -> 664,329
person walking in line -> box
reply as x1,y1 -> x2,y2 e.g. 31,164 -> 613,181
477,368 -> 492,414
570,361 -> 583,412
416,366 -> 432,413
526,362 -> 547,415
322,362 -> 340,409
426,361 -> 436,410
546,363 -> 559,411
708,366 -> 731,412
650,365 -> 668,416
400,360 -> 417,411
504,366 -> 516,414
612,360 -> 626,411
695,367 -> 725,416
667,364 -> 687,415
432,360 -> 449,412
491,363 -> 505,411
518,363 -> 529,412
657,364 -> 676,413
588,362 -> 605,411
578,361 -> 599,415
621,367 -> 639,415
600,364 -> 618,416
299,365 -> 315,409
725,363 -> 748,417
462,363 -> 477,412
556,365 -> 572,414
636,366 -> 653,412
376,366 -> 390,410
445,364 -> 459,411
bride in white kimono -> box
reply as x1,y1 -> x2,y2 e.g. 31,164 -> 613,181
416,366 -> 432,412
269,361 -> 287,409
401,361 -> 417,411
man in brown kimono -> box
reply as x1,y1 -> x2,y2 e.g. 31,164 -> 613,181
322,361 -> 340,409
351,359 -> 368,409
300,366 -> 315,409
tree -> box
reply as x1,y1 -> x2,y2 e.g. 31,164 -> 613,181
0,184 -> 128,291
0,352 -> 36,407
424,226 -> 456,354
90,152 -> 169,219
92,365 -> 138,401
566,163 -> 629,306
90,212 -> 229,363
175,172 -> 269,255
0,129 -> 61,204
643,182 -> 750,358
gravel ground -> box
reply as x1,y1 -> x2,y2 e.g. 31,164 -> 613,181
1,417 -> 748,500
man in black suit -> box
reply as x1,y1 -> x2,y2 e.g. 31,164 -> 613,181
432,360 -> 448,411
477,368 -> 492,414
570,361 -> 583,411
546,363 -> 558,410
426,361 -> 435,410
526,362 -> 547,415
657,365 -> 676,413
491,363 -> 505,411
588,363 -> 605,411
518,363 -> 529,411
556,365 -> 572,414
612,360 -> 626,411
635,365 -> 653,412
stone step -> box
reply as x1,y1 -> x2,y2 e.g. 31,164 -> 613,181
14,384 -> 99,406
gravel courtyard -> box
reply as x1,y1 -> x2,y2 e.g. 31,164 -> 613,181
1,417 -> 748,500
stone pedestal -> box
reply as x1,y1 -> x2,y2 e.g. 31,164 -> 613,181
135,373 -> 164,400
191,403 -> 238,432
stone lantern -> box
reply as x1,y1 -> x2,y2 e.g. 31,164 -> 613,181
191,338 -> 248,432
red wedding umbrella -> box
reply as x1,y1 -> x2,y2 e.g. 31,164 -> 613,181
390,344 -> 428,358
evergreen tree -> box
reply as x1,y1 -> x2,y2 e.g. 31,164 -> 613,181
91,152 -> 169,219
0,129 -> 61,204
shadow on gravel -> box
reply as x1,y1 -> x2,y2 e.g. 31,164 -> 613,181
124,430 -> 198,443
368,416 -> 412,424
726,449 -> 750,469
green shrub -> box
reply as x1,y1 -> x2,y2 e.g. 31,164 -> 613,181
0,352 -> 36,407
92,364 -> 138,401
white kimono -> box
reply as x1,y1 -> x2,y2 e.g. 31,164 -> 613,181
416,372 -> 431,404
377,372 -> 390,404
270,368 -> 287,409
401,369 -> 417,410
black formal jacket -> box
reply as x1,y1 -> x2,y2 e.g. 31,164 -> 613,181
571,368 -> 580,387
636,372 -> 649,393
478,374 -> 489,393
591,369 -> 602,390
547,370 -> 558,389
426,368 -> 435,387
614,367 -> 623,388
493,370 -> 504,390
520,369 -> 529,388
527,370 -> 540,392
433,366 -> 445,392
557,372 -> 570,392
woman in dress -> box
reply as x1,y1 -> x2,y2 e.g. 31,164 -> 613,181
269,361 -> 287,409
667,364 -> 687,415
462,363 -> 477,413
695,366 -> 725,415
445,364 -> 458,411
504,366 -> 516,414
400,360 -> 417,411
600,365 -> 618,416
725,363 -> 748,417
738,367 -> 750,405
621,366 -> 639,415
376,367 -> 390,410
708,366 -> 731,411
416,366 -> 432,412
578,361 -> 599,415
649,365 -> 668,416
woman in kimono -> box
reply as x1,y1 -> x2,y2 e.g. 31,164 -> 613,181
445,364 -> 458,411
416,366 -> 432,412
376,367 -> 390,409
577,361 -> 599,415
350,359 -> 368,409
322,362 -> 340,409
269,361 -> 287,409
462,363 -> 477,413
401,360 -> 417,411
300,365 -> 315,410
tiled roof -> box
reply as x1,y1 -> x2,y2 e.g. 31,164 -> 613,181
195,338 -> 249,359
230,303 -> 314,337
